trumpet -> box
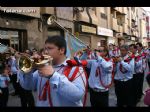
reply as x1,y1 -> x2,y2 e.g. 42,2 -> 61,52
18,55 -> 53,73
111,56 -> 121,63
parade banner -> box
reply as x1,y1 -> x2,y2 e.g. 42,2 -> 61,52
65,32 -> 87,58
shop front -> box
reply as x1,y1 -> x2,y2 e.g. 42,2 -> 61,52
0,29 -> 27,52
74,22 -> 97,48
97,26 -> 114,47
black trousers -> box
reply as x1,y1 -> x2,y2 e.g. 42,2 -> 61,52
17,83 -> 35,107
10,74 -> 20,94
148,61 -> 150,70
133,72 -> 144,105
114,79 -> 135,107
89,88 -> 109,107
0,87 -> 9,107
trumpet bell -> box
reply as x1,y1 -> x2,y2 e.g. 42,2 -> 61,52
18,55 -> 53,74
18,56 -> 33,73
47,15 -> 56,25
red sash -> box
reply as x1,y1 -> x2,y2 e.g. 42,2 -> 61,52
119,55 -> 134,74
38,66 -> 63,107
38,60 -> 88,107
63,66 -> 88,107
95,57 -> 114,89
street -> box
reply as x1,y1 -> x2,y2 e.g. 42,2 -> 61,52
7,79 -> 149,107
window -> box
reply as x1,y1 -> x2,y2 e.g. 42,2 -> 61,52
101,13 -> 107,19
100,7 -> 107,20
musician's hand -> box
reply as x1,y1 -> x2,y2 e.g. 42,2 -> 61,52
31,53 -> 41,59
128,51 -> 133,57
117,57 -> 122,62
38,65 -> 55,77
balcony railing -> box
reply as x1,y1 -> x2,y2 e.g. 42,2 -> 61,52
122,7 -> 127,15
111,18 -> 118,31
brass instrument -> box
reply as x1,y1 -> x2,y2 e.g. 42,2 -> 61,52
112,56 -> 120,63
18,55 -> 53,73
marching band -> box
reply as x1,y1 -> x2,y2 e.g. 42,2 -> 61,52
0,36 -> 150,107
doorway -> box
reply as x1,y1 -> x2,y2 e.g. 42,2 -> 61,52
0,29 -> 27,52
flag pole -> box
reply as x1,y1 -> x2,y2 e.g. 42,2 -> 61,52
47,15 -> 88,47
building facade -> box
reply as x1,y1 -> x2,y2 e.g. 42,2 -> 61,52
0,7 -> 148,51
0,7 -> 42,52
137,7 -> 147,46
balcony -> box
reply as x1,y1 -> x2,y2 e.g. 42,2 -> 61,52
75,10 -> 89,23
118,7 -> 123,13
122,7 -> 127,15
111,7 -> 118,11
123,23 -> 128,34
40,7 -> 54,15
88,9 -> 99,25
111,18 -> 118,31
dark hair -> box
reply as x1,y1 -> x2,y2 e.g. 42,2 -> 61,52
136,42 -> 143,48
32,48 -> 37,52
40,48 -> 44,53
0,62 -> 5,74
129,44 -> 137,49
120,45 -> 129,50
45,35 -> 67,55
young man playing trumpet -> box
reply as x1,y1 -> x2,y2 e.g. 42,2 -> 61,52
80,46 -> 113,107
114,45 -> 135,107
17,36 -> 87,107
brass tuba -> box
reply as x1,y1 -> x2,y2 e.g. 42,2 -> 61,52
18,55 -> 53,73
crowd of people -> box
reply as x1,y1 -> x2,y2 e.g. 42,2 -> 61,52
0,35 -> 150,107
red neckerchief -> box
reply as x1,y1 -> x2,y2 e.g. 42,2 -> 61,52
104,57 -> 111,61
38,66 -> 63,107
96,57 -> 110,77
95,57 -> 114,89
119,55 -> 134,74
38,79 -> 53,106
87,51 -> 91,59
135,53 -> 141,62
112,50 -> 116,55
